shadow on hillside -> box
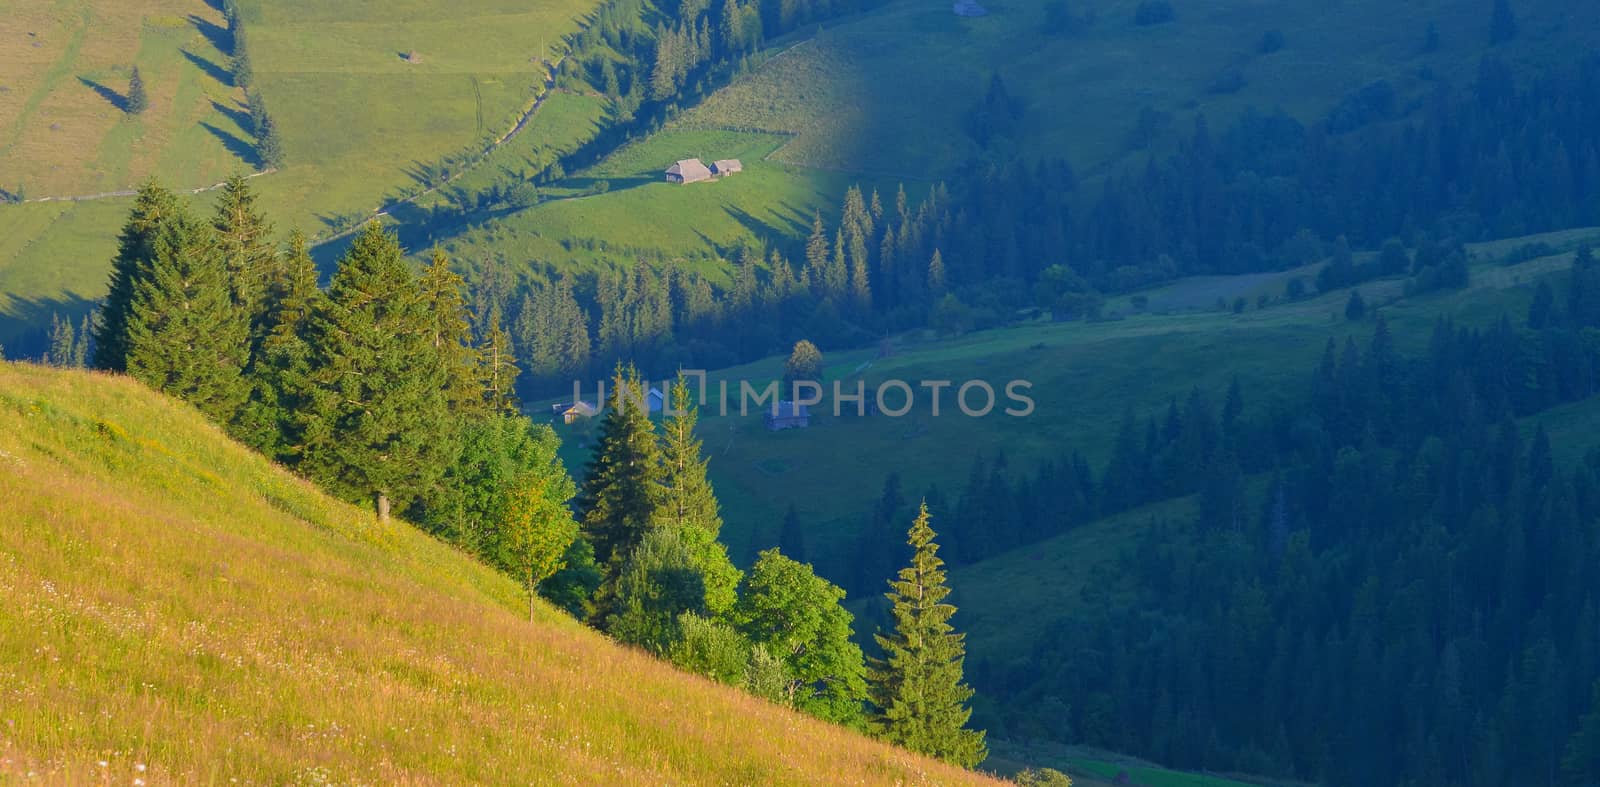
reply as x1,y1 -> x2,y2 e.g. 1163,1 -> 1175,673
187,14 -> 234,57
201,122 -> 260,167
78,77 -> 126,112
563,175 -> 653,193
722,204 -> 808,254
181,49 -> 234,88
0,293 -> 99,361
210,99 -> 253,134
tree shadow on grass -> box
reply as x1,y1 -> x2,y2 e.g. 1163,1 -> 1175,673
209,98 -> 253,134
187,14 -> 234,57
181,49 -> 234,87
200,122 -> 260,167
78,76 -> 126,112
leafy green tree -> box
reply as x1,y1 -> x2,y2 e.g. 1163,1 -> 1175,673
127,67 -> 147,115
95,182 -> 180,371
123,210 -> 250,424
502,463 -> 580,621
299,223 -> 454,520
606,527 -> 707,652
541,539 -> 604,619
212,173 -> 277,331
734,549 -> 869,727
579,363 -> 664,570
669,612 -> 750,684
744,644 -> 792,704
1015,768 -> 1073,786
783,339 -> 823,390
868,502 -> 987,768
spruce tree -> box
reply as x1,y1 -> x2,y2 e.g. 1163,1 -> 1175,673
928,249 -> 947,295
579,363 -> 664,571
299,223 -> 454,520
126,67 -> 147,115
124,210 -> 250,425
477,302 -> 520,415
47,312 -> 75,367
212,173 -> 277,334
419,249 -> 480,415
95,182 -> 179,371
656,373 -> 740,617
868,501 -> 987,768
239,230 -> 322,459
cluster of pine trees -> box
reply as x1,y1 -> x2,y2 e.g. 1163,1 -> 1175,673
948,253 -> 1600,784
85,182 -> 989,768
570,367 -> 986,764
89,179 -> 560,591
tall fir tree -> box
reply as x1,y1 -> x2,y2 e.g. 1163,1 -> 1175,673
124,210 -> 250,425
579,363 -> 664,573
94,182 -> 180,371
47,312 -> 76,368
868,501 -> 987,768
655,373 -> 740,616
126,66 -> 147,115
298,223 -> 454,520
419,248 -> 481,415
212,173 -> 278,334
238,230 -> 322,459
477,302 -> 521,415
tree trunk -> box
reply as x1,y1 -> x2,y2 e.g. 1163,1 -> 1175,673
528,575 -> 536,622
376,492 -> 391,523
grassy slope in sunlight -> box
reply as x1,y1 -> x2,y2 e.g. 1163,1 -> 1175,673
0,362 -> 999,785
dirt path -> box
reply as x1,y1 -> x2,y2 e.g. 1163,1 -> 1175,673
17,167 -> 277,204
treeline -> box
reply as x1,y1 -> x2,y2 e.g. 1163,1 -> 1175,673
221,0 -> 283,167
955,254 -> 1600,785
930,54 -> 1600,296
482,51 -> 1600,398
84,181 -> 988,768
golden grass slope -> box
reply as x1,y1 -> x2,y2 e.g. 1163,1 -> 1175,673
0,363 -> 999,785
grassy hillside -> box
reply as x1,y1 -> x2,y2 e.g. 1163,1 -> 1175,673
678,0 -> 1600,175
0,362 -> 999,784
0,0 -> 251,197
0,0 -> 600,348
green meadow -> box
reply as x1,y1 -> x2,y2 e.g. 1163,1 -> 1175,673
437,127 -> 886,280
